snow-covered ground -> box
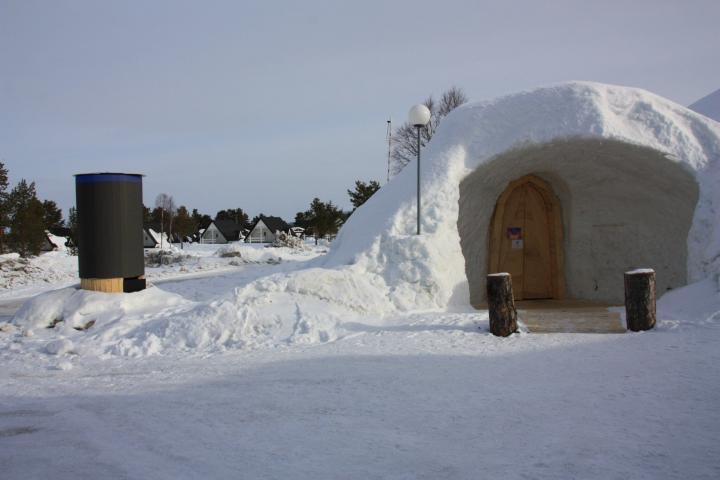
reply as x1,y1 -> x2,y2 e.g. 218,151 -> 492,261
2,82 -> 720,477
0,241 -> 326,301
1,262 -> 719,478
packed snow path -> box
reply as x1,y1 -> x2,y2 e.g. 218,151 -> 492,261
1,319 -> 719,479
2,256 -> 720,478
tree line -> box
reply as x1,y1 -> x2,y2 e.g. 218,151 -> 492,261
147,179 -> 382,244
2,135 -> 390,257
0,162 -> 65,257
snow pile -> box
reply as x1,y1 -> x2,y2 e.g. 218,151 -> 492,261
145,249 -> 192,266
118,267 -> 392,355
0,251 -> 78,295
13,286 -> 190,333
272,231 -> 309,251
215,243 -> 283,263
657,276 -> 720,329
7,267 -> 392,356
12,286 -> 192,356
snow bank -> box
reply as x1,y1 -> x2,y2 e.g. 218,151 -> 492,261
0,250 -> 78,295
657,277 -> 720,329
12,286 -> 191,356
14,286 -> 189,330
7,268 -> 393,357
214,243 -> 282,263
113,267 -> 394,355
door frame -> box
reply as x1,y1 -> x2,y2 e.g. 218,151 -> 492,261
488,174 -> 565,299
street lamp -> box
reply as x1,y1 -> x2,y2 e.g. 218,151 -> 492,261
408,104 -> 431,235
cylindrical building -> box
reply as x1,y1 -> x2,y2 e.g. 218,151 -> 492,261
75,173 -> 145,293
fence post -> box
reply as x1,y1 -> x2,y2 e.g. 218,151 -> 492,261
624,269 -> 656,331
487,273 -> 518,336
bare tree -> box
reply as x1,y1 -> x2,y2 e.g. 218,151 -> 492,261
436,86 -> 468,118
154,193 -> 176,249
390,86 -> 467,175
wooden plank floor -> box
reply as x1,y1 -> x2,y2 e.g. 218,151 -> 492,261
478,299 -> 627,334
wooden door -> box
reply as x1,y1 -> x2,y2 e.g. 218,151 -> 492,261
495,183 -> 527,296
489,176 -> 563,300
522,184 -> 552,298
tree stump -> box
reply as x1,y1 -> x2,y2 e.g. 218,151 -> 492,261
624,269 -> 656,331
487,273 -> 518,336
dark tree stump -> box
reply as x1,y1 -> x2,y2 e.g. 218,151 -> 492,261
487,273 -> 517,337
624,269 -> 656,331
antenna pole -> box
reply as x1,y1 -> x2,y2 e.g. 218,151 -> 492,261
386,118 -> 392,183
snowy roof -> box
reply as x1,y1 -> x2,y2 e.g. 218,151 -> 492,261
211,219 -> 242,241
45,233 -> 65,251
147,228 -> 160,244
248,216 -> 290,234
689,88 -> 720,122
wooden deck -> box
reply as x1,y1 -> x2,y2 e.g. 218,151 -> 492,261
479,299 -> 627,333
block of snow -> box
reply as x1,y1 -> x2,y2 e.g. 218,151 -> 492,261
45,338 -> 75,355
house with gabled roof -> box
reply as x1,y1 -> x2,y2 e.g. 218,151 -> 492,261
143,228 -> 159,248
40,232 -> 65,252
200,219 -> 243,244
245,216 -> 290,243
143,228 -> 173,248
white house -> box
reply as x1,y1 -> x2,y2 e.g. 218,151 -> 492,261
143,228 -> 158,248
245,216 -> 290,243
200,220 -> 243,244
143,228 -> 170,249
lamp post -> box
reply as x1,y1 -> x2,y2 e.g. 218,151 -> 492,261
408,104 -> 431,235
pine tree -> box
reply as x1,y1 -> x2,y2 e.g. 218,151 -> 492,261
191,209 -> 212,232
216,208 -> 250,228
348,180 -> 381,209
295,198 -> 345,244
7,180 -> 46,257
42,200 -> 63,230
251,213 -> 268,226
173,206 -> 194,239
67,206 -> 79,254
142,205 -> 153,227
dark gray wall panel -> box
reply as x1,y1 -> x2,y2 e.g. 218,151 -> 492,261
76,173 -> 144,279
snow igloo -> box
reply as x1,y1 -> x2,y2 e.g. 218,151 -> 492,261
325,82 -> 720,311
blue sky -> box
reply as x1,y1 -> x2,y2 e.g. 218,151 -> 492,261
1,0 -> 718,221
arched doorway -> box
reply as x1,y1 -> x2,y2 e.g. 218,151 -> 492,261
488,175 -> 564,300
459,139 -> 698,306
